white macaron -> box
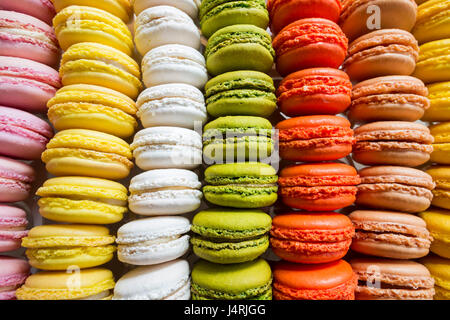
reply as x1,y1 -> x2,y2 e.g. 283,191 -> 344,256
113,259 -> 191,300
128,169 -> 203,215
141,44 -> 208,89
133,0 -> 200,19
136,83 -> 207,129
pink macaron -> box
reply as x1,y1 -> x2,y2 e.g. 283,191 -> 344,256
0,106 -> 53,159
0,156 -> 35,203
0,10 -> 59,67
0,56 -> 61,112
0,256 -> 30,300
0,0 -> 56,26
0,205 -> 28,252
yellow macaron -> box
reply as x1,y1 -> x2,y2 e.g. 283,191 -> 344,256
16,268 -> 115,300
413,39 -> 450,84
430,122 -> 450,164
36,176 -> 128,224
413,0 -> 450,44
47,84 -> 138,138
41,129 -> 133,180
60,42 -> 142,99
421,255 -> 450,300
427,166 -> 450,210
52,0 -> 132,23
422,81 -> 450,121
419,208 -> 450,259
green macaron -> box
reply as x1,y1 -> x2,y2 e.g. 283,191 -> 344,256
191,208 -> 271,264
191,258 -> 272,300
205,25 -> 274,76
199,0 -> 269,38
204,70 -> 277,117
203,162 -> 278,208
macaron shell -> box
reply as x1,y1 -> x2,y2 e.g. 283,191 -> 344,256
0,156 -> 34,203
134,0 -> 199,19
0,0 -> 56,25
413,39 -> 450,84
53,0 -> 133,22
413,0 -> 450,44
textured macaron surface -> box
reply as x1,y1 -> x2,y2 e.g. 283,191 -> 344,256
421,255 -> 450,298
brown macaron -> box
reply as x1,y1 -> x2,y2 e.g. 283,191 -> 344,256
349,210 -> 432,259
356,166 -> 435,213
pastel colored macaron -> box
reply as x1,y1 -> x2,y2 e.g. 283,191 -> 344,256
350,210 -> 431,259
47,84 -> 138,138
413,0 -> 450,44
430,122 -> 450,164
203,162 -> 278,208
0,10 -> 59,66
16,268 -> 115,300
22,224 -> 115,270
136,83 -> 206,129
128,169 -> 202,216
131,127 -> 202,170
276,115 -> 354,162
36,176 -> 128,224
205,25 -> 274,76
419,208 -> 450,259
204,70 -> 276,118
134,0 -> 199,19
427,166 -> 450,210
413,40 -> 450,84
200,0 -> 269,38
0,156 -> 35,203
356,166 -> 434,213
191,209 -> 271,264
41,129 -> 133,180
141,44 -> 207,89
113,259 -> 190,300
343,29 -> 419,82
0,106 -> 53,159
278,163 -> 360,211
0,205 -> 28,252
117,216 -> 190,265
270,212 -> 354,264
348,76 -> 430,122
423,82 -> 450,122
203,116 -> 273,162
52,0 -> 133,22
0,0 -> 56,25
0,256 -> 30,300
273,260 -> 357,300
191,258 -> 272,300
272,18 -> 348,76
276,68 -> 352,117
351,258 -> 434,300
421,255 -> 450,300
353,121 -> 433,167
134,6 -> 200,56
60,42 -> 142,100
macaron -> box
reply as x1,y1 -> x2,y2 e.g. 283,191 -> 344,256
278,163 -> 360,211
131,127 -> 202,170
41,129 -> 133,180
141,44 -> 207,89
413,0 -> 450,44
339,0 -> 417,42
53,5 -> 133,55
343,29 -> 419,82
0,0 -> 56,25
203,162 -> 278,208
134,0 -> 199,19
128,169 -> 202,216
423,82 -> 450,122
47,84 -> 138,139
351,258 -> 435,300
52,0 -> 133,22
0,106 -> 53,159
348,76 -> 430,122
356,166 -> 434,213
276,115 -> 354,162
430,122 -> 450,164
273,260 -> 357,300
36,176 -> 128,224
117,216 -> 190,265
60,42 -> 142,100
203,116 -> 273,162
0,256 -> 29,300
191,258 -> 272,300
200,0 -> 269,38
272,18 -> 348,76
0,56 -> 61,112
413,39 -> 450,84
352,121 -> 433,167
420,208 -> 450,259
113,260 -> 190,300
350,210 -> 431,259
0,205 -> 28,252
421,255 -> 450,300
0,156 -> 35,203
427,166 -> 450,210
270,212 -> 354,264
134,6 -> 200,56
191,209 -> 271,264
136,83 -> 207,129
204,70 -> 276,118
0,10 -> 59,66
16,268 -> 115,300
22,224 -> 115,270
205,24 -> 274,76
276,68 -> 352,117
